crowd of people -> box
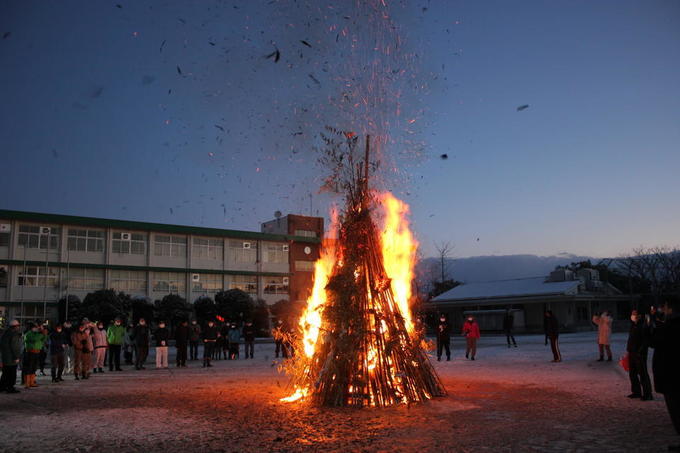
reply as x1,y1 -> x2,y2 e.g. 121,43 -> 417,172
0,315 -> 270,392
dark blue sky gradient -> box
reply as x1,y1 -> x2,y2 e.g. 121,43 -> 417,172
1,0 -> 678,258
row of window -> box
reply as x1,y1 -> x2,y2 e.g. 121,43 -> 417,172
5,267 -> 288,295
6,226 -> 290,263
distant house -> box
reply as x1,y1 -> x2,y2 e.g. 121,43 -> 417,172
429,268 -> 634,333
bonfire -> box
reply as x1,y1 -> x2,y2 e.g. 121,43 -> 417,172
282,133 -> 445,407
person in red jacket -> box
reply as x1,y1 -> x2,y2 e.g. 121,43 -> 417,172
462,316 -> 481,360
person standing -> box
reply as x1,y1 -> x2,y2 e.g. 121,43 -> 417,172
0,319 -> 23,393
592,311 -> 613,362
651,299 -> 680,452
626,309 -> 653,400
175,320 -> 190,367
154,321 -> 170,369
62,321 -> 74,375
436,315 -> 451,362
189,320 -> 201,361
274,319 -> 286,359
503,309 -> 518,348
92,322 -> 108,373
219,322 -> 230,360
38,322 -> 49,376
243,321 -> 256,359
48,324 -> 67,382
23,322 -> 46,388
72,321 -> 93,380
106,317 -> 125,371
202,320 -> 218,367
132,318 -> 150,370
228,323 -> 240,360
462,316 -> 480,360
123,323 -> 135,365
544,310 -> 561,362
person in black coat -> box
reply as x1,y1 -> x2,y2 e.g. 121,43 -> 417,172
0,320 -> 23,393
132,318 -> 150,370
175,320 -> 190,367
243,321 -> 256,359
503,309 -> 517,348
202,320 -> 218,368
436,315 -> 451,361
544,311 -> 561,362
626,309 -> 653,400
651,299 -> 680,451
49,325 -> 67,382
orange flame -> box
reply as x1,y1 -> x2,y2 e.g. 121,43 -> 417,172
282,193 -> 418,404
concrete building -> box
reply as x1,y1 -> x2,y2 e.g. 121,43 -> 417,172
429,267 -> 633,332
0,209 -> 322,325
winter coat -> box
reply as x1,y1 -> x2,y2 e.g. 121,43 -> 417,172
106,324 -> 126,345
92,328 -> 108,349
592,315 -> 612,345
24,330 -> 47,352
243,325 -> 256,342
0,328 -> 22,366
436,321 -> 451,342
175,325 -> 190,346
503,313 -> 514,331
124,329 -> 134,347
132,324 -> 150,347
651,315 -> 680,395
49,331 -> 67,355
202,325 -> 218,342
154,327 -> 170,347
189,324 -> 201,342
62,327 -> 74,346
544,316 -> 559,338
228,328 -> 241,344
626,319 -> 651,354
72,330 -> 94,353
462,321 -> 480,339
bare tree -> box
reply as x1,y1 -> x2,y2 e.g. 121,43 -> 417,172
434,241 -> 454,283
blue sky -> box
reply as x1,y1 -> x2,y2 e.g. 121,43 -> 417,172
1,0 -> 678,259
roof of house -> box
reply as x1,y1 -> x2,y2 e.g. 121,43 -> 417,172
431,276 -> 580,303
0,209 -> 320,243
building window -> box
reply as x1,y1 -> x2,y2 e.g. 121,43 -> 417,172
294,229 -> 317,238
192,273 -> 222,293
67,268 -> 104,291
229,275 -> 257,295
17,266 -> 58,287
67,229 -> 105,252
110,270 -> 147,293
152,272 -> 186,293
192,237 -> 223,260
228,240 -> 257,264
154,235 -> 187,258
264,243 -> 288,264
264,276 -> 288,295
112,232 -> 146,255
0,266 -> 7,288
0,232 -> 9,247
18,225 -> 60,250
295,260 -> 315,272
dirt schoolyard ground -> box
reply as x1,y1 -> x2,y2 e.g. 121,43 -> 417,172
0,332 -> 676,452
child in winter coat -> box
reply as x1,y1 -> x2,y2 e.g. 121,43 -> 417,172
592,311 -> 613,361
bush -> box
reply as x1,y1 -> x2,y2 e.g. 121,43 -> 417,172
194,296 -> 217,326
215,289 -> 254,323
81,289 -> 125,325
57,295 -> 82,324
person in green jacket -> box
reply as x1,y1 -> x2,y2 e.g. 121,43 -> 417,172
106,317 -> 125,371
23,323 -> 46,388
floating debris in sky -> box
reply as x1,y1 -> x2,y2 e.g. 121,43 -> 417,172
516,104 -> 529,111
265,47 -> 281,63
440,154 -> 448,160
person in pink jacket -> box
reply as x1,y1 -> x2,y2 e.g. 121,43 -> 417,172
462,316 -> 481,360
91,322 -> 108,373
592,311 -> 613,361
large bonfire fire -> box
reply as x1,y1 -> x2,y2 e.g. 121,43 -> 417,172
282,136 -> 445,407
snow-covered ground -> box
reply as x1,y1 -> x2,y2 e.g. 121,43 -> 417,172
0,332 -> 676,452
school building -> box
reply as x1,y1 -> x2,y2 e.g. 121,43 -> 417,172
0,209 -> 323,324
